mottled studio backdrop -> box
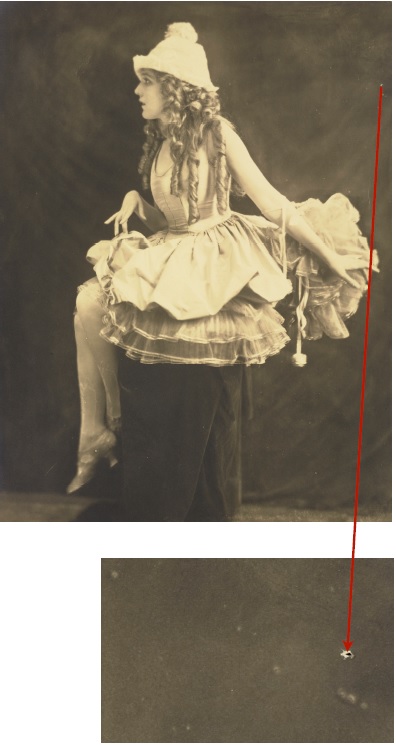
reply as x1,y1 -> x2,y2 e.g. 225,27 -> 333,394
0,2 -> 391,511
102,559 -> 394,742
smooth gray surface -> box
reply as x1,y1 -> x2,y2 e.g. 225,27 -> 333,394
102,559 -> 393,742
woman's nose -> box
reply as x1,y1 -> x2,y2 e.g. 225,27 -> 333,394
134,83 -> 142,96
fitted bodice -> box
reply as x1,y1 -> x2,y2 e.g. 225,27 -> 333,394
150,141 -> 232,232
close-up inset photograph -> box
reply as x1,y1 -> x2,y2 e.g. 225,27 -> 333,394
102,558 -> 394,742
0,2 -> 391,521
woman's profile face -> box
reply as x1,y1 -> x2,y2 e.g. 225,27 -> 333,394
135,71 -> 166,121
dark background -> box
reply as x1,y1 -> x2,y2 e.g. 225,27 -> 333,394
102,558 -> 394,742
0,2 -> 391,512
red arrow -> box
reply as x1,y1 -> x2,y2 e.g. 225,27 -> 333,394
343,85 -> 383,653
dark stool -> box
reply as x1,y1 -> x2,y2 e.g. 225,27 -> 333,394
118,356 -> 243,521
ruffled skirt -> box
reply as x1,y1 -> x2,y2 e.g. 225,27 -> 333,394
80,194 -> 374,365
261,194 -> 376,341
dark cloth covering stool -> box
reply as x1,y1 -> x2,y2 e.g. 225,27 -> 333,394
118,356 -> 243,521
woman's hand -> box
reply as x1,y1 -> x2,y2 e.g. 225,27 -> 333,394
282,212 -> 374,290
104,190 -> 140,236
324,253 -> 371,288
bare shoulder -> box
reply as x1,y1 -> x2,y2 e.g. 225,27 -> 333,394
219,118 -> 249,156
218,117 -> 237,139
202,118 -> 249,166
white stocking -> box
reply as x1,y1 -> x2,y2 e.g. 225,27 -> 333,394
74,282 -> 121,450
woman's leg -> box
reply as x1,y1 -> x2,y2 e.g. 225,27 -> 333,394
67,283 -> 121,493
74,312 -> 107,448
75,283 -> 121,442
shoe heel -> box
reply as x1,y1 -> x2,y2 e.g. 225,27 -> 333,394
107,449 -> 118,469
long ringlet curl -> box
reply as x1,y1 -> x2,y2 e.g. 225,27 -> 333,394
138,123 -> 162,191
138,70 -> 242,225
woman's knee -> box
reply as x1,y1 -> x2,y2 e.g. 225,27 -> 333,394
74,312 -> 84,335
75,281 -> 103,320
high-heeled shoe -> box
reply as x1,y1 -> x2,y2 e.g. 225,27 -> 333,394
66,429 -> 118,494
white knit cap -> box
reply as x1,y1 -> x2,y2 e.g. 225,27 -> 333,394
133,23 -> 218,92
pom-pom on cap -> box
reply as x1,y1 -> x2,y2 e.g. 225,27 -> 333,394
165,22 -> 198,43
133,22 -> 218,92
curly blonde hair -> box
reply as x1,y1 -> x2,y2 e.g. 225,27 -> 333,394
138,70 -> 241,225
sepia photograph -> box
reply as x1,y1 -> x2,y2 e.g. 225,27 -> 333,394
102,558 -> 394,742
0,2 -> 391,521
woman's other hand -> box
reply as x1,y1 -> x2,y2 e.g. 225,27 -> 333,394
324,253 -> 372,288
104,190 -> 140,235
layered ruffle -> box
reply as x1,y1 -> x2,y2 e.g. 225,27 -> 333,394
98,299 -> 290,365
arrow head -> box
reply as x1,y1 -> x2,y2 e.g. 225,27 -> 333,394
342,640 -> 354,651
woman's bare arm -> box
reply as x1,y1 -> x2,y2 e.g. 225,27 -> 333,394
224,125 -> 368,286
